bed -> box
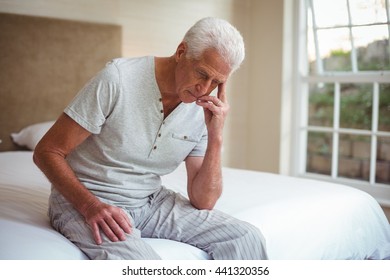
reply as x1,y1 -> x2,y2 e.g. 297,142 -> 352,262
1,12 -> 390,260
1,141 -> 390,260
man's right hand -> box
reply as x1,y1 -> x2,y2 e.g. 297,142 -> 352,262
82,200 -> 132,245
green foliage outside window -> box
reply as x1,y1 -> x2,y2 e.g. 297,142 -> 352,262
309,40 -> 390,132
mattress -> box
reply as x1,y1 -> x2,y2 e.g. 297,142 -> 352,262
1,151 -> 389,260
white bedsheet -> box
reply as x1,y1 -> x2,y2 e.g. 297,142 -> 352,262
1,151 -> 389,260
0,152 -> 208,260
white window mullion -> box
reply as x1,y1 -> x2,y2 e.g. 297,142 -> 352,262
346,0 -> 358,72
308,0 -> 323,74
306,126 -> 390,137
304,72 -> 390,83
331,83 -> 340,178
370,83 -> 379,185
299,83 -> 309,175
386,0 -> 390,58
294,0 -> 310,176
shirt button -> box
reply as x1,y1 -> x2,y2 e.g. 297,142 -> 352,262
159,98 -> 162,102
183,136 -> 188,140
153,146 -> 157,150
160,109 -> 163,114
158,133 -> 161,137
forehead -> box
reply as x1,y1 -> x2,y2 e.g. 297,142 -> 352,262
193,48 -> 231,81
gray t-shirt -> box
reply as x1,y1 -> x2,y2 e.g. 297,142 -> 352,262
64,56 -> 207,207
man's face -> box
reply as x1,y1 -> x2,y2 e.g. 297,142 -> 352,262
175,44 -> 231,103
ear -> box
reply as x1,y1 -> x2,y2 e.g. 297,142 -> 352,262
175,42 -> 187,62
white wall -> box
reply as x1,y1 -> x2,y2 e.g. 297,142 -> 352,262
0,0 -> 286,173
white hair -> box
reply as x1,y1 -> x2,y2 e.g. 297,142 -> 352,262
182,17 -> 245,72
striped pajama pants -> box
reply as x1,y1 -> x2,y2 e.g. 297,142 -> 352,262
48,187 -> 268,260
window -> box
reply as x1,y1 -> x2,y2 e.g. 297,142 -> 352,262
295,0 -> 390,202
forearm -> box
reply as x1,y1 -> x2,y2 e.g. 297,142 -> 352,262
33,148 -> 99,216
187,137 -> 223,210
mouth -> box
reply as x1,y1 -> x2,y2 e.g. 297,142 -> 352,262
185,90 -> 198,102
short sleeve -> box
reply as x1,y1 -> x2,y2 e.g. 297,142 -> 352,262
64,61 -> 120,134
188,131 -> 208,157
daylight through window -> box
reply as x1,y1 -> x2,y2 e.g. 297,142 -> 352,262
298,0 -> 390,187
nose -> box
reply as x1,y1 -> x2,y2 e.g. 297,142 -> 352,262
195,80 -> 212,96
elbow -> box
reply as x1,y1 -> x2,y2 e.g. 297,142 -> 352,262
187,175 -> 223,210
199,204 -> 216,211
191,202 -> 215,211
33,143 -> 44,168
33,141 -> 63,169
190,195 -> 220,210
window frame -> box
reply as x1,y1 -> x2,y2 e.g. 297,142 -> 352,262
308,0 -> 390,74
292,0 -> 390,206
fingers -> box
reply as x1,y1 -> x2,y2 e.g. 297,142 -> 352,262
197,83 -> 228,110
196,95 -> 227,113
104,215 -> 129,242
119,210 -> 132,234
99,219 -> 119,242
86,204 -> 132,245
91,223 -> 103,245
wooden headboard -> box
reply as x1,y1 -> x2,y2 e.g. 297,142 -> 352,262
0,13 -> 122,151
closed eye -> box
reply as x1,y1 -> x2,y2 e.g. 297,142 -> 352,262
197,70 -> 208,80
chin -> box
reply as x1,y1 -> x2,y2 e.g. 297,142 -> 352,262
180,91 -> 197,103
182,98 -> 196,104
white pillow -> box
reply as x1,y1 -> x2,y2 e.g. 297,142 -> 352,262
11,121 -> 55,150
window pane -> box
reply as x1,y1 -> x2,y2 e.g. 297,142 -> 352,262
349,0 -> 388,25
340,84 -> 372,130
354,25 -> 390,71
308,83 -> 334,127
317,28 -> 352,71
306,132 -> 332,175
338,134 -> 370,181
379,84 -> 390,132
312,0 -> 349,27
377,136 -> 390,184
